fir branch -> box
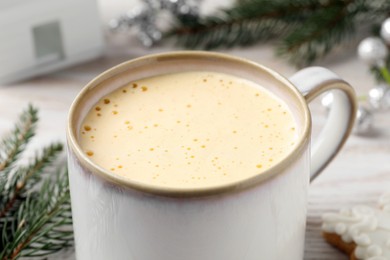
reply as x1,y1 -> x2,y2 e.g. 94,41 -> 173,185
167,0 -> 390,66
168,0 -> 301,48
277,1 -> 356,66
0,167 -> 72,260
0,105 -> 38,172
0,143 -> 63,219
0,106 -> 73,259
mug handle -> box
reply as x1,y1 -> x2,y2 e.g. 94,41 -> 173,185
288,67 -> 357,181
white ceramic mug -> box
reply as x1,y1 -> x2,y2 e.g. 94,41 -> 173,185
66,52 -> 357,260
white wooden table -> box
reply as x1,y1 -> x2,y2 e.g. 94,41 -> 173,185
1,1 -> 390,259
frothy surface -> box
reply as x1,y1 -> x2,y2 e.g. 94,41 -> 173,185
79,71 -> 298,189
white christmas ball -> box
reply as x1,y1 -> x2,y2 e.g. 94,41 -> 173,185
381,18 -> 390,44
357,37 -> 388,65
353,106 -> 374,135
368,84 -> 390,110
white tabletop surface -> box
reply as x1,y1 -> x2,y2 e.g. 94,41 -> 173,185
1,1 -> 390,259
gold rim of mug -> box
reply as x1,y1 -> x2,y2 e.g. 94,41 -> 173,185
67,51 -> 311,197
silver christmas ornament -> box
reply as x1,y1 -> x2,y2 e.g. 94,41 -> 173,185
109,6 -> 146,31
109,4 -> 161,47
357,37 -> 388,66
353,106 -> 374,135
368,84 -> 390,111
380,18 -> 390,45
109,0 -> 201,47
163,0 -> 200,16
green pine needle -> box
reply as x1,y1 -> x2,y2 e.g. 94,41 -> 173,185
0,105 -> 38,173
1,168 -> 72,259
276,2 -> 356,66
167,0 -> 390,66
0,105 -> 73,260
0,142 -> 64,220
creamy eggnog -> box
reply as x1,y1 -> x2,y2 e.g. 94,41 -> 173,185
79,71 -> 298,188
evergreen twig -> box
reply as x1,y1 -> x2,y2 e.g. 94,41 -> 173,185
0,106 -> 73,260
0,105 -> 37,172
167,0 -> 390,66
1,168 -> 72,259
0,143 -> 64,219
